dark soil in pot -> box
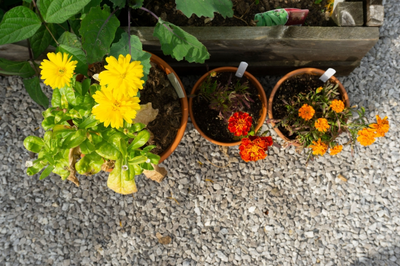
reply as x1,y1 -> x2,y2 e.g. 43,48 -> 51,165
129,0 -> 329,27
139,63 -> 182,155
272,74 -> 324,140
192,72 -> 262,143
86,62 -> 181,157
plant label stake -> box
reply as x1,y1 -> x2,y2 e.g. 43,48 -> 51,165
167,73 -> 185,98
320,68 -> 336,82
235,62 -> 248,78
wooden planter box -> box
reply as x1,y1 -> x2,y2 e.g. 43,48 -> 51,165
130,26 -> 379,76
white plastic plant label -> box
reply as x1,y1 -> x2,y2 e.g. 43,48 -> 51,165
235,61 -> 248,78
167,73 -> 185,98
319,68 -> 336,82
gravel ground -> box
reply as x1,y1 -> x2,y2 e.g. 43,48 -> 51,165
1,0 -> 400,265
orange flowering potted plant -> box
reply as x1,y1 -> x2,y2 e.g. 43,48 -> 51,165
272,81 -> 389,160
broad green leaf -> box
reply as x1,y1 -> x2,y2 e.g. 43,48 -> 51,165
128,155 -> 147,164
29,24 -> 55,59
60,87 -> 77,106
96,142 -> 120,160
110,32 -> 151,81
27,162 -> 45,176
68,18 -> 81,36
53,125 -> 75,134
103,131 -> 128,157
79,139 -> 96,154
81,78 -> 90,96
147,153 -> 160,164
61,129 -> 87,149
42,116 -> 55,131
76,152 -> 103,175
75,80 -> 83,95
154,19 -> 210,63
78,115 -> 100,129
129,0 -> 144,9
140,162 -> 153,170
51,88 -> 61,107
38,0 -> 91,24
123,122 -> 146,138
110,0 -> 126,8
128,130 -> 150,151
40,165 -> 55,180
0,6 -> 41,45
24,136 -> 44,153
52,149 -> 70,179
0,58 -> 35,78
79,6 -> 120,64
175,0 -> 233,18
142,145 -> 156,153
82,0 -> 102,14
107,158 -> 137,194
23,77 -> 49,108
58,31 -> 82,49
56,44 -> 88,76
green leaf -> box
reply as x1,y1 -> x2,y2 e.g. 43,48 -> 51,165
79,139 -> 96,154
42,116 -> 55,130
58,31 -> 82,49
79,6 -> 120,64
56,44 -> 88,76
23,77 -> 49,108
129,0 -> 144,9
147,153 -> 160,164
40,165 -> 55,180
96,142 -> 120,160
29,24 -> 55,59
128,155 -> 147,164
128,130 -> 150,151
140,162 -> 153,170
0,6 -> 42,45
53,124 -> 75,134
78,115 -> 100,129
103,131 -> 128,157
24,136 -> 45,153
82,0 -> 102,13
110,0 -> 126,8
27,162 -> 45,176
107,157 -> 137,194
110,32 -> 151,81
51,88 -> 61,107
81,78 -> 90,96
76,152 -> 103,175
153,19 -> 210,63
74,80 -> 83,95
61,129 -> 87,149
0,58 -> 35,78
38,0 -> 91,24
175,0 -> 233,18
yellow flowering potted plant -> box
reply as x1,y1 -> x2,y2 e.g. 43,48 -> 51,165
23,51 -> 163,194
268,68 -> 389,161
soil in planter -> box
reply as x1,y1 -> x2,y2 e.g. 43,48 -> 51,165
140,63 -> 182,155
129,0 -> 329,27
192,72 -> 263,143
272,74 -> 324,140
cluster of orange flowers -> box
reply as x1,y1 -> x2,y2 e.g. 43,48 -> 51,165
357,115 -> 389,146
228,111 -> 252,136
239,136 -> 273,162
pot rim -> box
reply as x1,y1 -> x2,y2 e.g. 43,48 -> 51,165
268,67 -> 350,145
149,53 -> 188,163
189,67 -> 268,147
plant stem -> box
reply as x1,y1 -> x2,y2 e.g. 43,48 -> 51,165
27,39 -> 40,76
139,7 -> 159,21
31,0 -> 59,46
128,8 -> 131,56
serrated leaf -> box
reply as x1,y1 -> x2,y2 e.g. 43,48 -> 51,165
29,24 -> 55,59
129,0 -> 144,9
0,6 -> 41,45
107,157 -> 137,194
23,77 -> 49,108
56,44 -> 88,76
154,19 -> 210,63
0,58 -> 35,78
110,32 -> 151,81
38,0 -> 91,24
175,0 -> 233,18
79,6 -> 120,64
110,0 -> 126,8
58,31 -> 82,49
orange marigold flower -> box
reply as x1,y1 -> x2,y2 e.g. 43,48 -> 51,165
228,112 -> 253,137
316,87 -> 323,93
369,115 -> 389,137
309,138 -> 328,156
239,136 -> 273,162
330,99 -> 345,113
357,128 -> 377,146
314,118 -> 330,133
298,104 -> 315,121
329,144 -> 343,156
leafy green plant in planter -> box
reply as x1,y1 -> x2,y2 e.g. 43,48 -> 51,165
0,0 -> 234,107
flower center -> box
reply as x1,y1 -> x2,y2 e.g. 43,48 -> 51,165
120,72 -> 127,79
112,102 -> 121,111
58,67 -> 66,76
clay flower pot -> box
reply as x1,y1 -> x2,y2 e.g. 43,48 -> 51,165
268,68 -> 350,144
189,67 -> 268,146
150,53 -> 188,162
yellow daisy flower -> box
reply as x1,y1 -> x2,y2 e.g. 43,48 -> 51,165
39,52 -> 77,89
99,54 -> 144,98
92,86 -> 141,129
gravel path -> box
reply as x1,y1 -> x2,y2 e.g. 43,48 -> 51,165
1,0 -> 399,265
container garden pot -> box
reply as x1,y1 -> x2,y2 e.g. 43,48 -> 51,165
189,67 -> 267,146
268,67 -> 350,145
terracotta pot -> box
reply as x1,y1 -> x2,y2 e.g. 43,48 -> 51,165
189,67 -> 268,146
268,68 -> 350,144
